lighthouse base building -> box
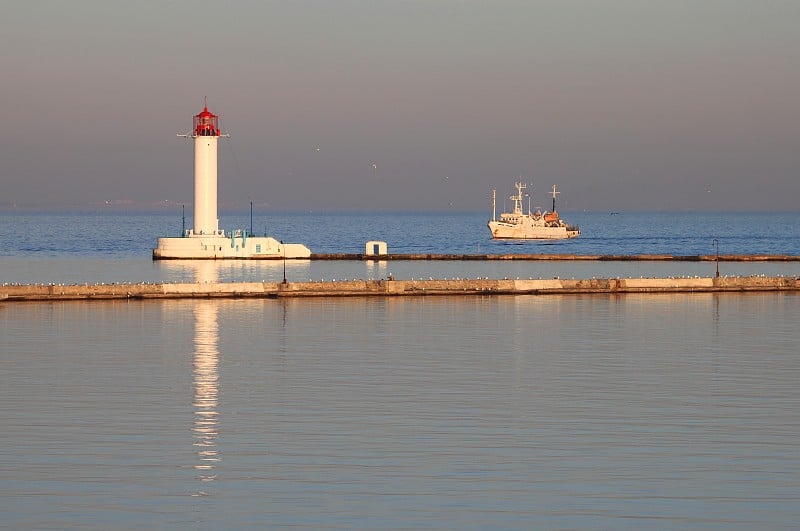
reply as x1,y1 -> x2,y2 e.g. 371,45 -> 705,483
153,232 -> 311,260
153,103 -> 311,260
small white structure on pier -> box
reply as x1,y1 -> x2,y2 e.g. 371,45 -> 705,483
365,241 -> 388,256
153,103 -> 310,260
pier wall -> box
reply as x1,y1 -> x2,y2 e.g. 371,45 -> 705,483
2,276 -> 798,302
311,253 -> 800,262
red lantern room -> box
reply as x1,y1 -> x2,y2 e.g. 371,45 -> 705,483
193,106 -> 219,137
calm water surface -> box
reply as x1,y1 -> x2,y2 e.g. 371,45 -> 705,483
2,293 -> 799,529
2,211 -> 799,528
2,210 -> 800,257
2,211 -> 799,284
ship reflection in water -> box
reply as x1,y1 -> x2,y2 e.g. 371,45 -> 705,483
191,263 -> 220,493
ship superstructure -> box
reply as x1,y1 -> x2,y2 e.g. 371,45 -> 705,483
488,182 -> 579,240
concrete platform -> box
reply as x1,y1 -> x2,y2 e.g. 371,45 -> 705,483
2,276 -> 798,302
154,234 -> 311,259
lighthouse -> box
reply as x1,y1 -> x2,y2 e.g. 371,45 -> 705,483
153,102 -> 311,260
190,104 -> 223,236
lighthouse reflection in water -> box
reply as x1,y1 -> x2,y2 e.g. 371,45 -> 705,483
191,262 -> 221,490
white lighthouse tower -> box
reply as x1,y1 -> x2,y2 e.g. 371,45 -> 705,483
153,102 -> 311,260
191,104 -> 223,237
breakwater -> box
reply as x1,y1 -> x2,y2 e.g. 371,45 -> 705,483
2,276 -> 798,302
150,253 -> 800,261
311,253 -> 800,261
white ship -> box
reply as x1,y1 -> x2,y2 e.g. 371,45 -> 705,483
488,182 -> 580,239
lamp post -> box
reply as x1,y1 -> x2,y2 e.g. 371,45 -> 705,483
281,240 -> 287,284
712,238 -> 720,277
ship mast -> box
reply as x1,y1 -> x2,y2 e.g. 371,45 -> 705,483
492,189 -> 497,221
550,184 -> 560,212
512,181 -> 526,215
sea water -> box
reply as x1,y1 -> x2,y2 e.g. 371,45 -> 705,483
2,294 -> 799,529
1,211 -> 799,529
1,211 -> 799,284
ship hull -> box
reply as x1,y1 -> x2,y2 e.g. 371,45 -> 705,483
488,221 -> 580,240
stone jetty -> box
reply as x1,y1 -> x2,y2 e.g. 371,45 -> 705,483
2,276 -> 798,302
150,253 -> 800,262
310,253 -> 800,262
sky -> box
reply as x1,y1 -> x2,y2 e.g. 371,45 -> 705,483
1,0 -> 799,213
